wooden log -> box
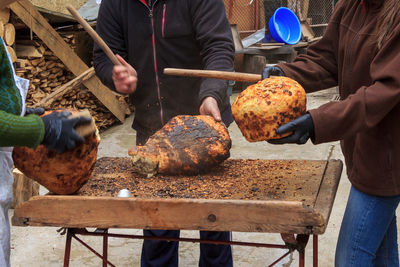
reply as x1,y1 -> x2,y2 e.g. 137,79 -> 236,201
0,6 -> 10,21
11,168 -> 40,209
14,58 -> 27,68
6,45 -> 16,62
0,19 -> 4,38
3,22 -> 14,45
30,58 -> 42,66
15,44 -> 43,58
33,67 -> 95,108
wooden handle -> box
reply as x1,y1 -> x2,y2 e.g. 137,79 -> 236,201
68,109 -> 97,138
66,4 -> 120,66
164,68 -> 262,82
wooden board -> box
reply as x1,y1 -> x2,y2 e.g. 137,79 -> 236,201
10,0 -> 127,122
15,44 -> 43,58
78,158 -> 326,204
12,159 -> 343,235
11,168 -> 39,209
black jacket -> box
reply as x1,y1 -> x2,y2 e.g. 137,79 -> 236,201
94,0 -> 234,135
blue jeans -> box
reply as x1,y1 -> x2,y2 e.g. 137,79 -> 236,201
335,186 -> 400,266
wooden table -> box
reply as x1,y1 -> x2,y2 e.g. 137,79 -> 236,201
12,158 -> 343,267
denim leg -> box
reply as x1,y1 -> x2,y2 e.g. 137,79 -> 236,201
375,216 -> 399,267
335,186 -> 400,267
199,231 -> 233,267
141,230 -> 180,267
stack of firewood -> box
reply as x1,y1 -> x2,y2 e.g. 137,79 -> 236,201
0,4 -> 132,130
0,7 -> 17,62
13,33 -> 129,130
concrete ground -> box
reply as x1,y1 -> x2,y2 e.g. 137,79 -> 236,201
9,88 -> 400,266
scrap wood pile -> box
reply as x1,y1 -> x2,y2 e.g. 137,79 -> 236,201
6,8 -> 132,130
13,35 -> 128,130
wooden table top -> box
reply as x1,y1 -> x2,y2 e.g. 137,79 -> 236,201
12,158 -> 343,235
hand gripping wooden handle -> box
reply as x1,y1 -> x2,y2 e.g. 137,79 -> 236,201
164,68 -> 262,82
68,109 -> 97,138
66,4 -> 121,66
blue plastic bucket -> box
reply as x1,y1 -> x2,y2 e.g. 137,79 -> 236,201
268,7 -> 301,45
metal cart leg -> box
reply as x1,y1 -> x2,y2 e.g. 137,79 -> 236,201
103,229 -> 108,267
63,229 -> 72,267
299,249 -> 305,267
297,234 -> 309,267
313,235 -> 318,267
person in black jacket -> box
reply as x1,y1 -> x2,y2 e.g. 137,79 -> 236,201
93,0 -> 234,266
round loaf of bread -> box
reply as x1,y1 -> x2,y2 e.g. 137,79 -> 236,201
12,110 -> 100,195
232,76 -> 306,142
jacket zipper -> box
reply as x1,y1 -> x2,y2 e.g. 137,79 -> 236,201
149,6 -> 164,125
138,0 -> 165,126
343,2 -> 368,99
162,4 -> 166,38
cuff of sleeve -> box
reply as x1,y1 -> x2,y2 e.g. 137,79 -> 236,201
308,109 -> 324,145
0,113 -> 45,148
24,114 -> 45,148
276,64 -> 289,76
199,89 -> 222,107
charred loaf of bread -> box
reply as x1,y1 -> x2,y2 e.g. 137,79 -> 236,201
128,115 -> 231,177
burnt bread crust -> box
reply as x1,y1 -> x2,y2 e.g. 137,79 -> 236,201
12,110 -> 100,195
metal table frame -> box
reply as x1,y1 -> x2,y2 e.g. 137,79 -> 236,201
62,228 -> 319,267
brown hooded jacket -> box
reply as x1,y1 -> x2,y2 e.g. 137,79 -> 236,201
278,0 -> 400,196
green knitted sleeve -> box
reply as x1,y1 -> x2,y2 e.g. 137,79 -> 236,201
0,110 -> 45,148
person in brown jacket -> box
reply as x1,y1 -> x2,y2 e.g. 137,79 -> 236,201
262,0 -> 400,265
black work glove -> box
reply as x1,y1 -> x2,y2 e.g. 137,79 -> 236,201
25,107 -> 45,116
41,111 -> 92,153
268,113 -> 315,145
262,65 -> 285,79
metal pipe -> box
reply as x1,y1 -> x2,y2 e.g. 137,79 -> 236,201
313,235 -> 318,267
73,235 -> 116,267
72,228 -> 288,249
63,231 -> 72,267
103,229 -> 108,267
268,251 -> 291,267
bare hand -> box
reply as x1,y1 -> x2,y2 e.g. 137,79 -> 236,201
112,54 -> 138,94
199,97 -> 221,121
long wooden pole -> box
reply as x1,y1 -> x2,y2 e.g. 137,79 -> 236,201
66,4 -> 121,66
164,68 -> 262,82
